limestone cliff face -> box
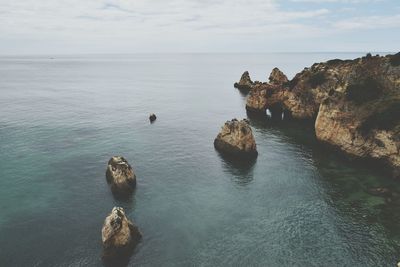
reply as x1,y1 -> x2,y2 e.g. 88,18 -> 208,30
102,207 -> 142,260
315,99 -> 399,169
214,119 -> 258,158
314,54 -> 400,177
244,53 -> 400,177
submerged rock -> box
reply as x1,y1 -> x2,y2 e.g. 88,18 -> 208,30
367,187 -> 392,197
102,207 -> 142,262
149,113 -> 157,123
214,119 -> 258,158
268,67 -> 288,85
367,187 -> 400,204
240,53 -> 400,177
234,71 -> 255,92
106,156 -> 136,195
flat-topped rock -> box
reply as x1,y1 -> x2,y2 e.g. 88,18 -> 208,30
214,119 -> 258,158
102,207 -> 142,261
106,156 -> 136,196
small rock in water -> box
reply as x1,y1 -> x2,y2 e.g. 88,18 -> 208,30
102,207 -> 142,264
214,118 -> 258,158
106,156 -> 136,196
149,113 -> 157,123
367,187 -> 391,197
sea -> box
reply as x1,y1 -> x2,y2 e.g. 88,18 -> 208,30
1,53 -> 399,266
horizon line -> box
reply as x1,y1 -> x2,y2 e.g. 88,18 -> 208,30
0,51 -> 397,57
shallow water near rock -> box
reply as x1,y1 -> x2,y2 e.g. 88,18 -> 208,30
1,53 -> 399,266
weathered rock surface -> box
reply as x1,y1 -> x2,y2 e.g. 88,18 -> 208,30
214,119 -> 258,158
106,156 -> 136,195
102,207 -> 142,260
269,67 -> 289,85
246,68 -> 292,118
245,84 -> 270,113
234,71 -> 255,91
243,53 -> 400,177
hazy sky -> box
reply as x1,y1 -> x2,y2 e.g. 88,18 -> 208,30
0,0 -> 399,54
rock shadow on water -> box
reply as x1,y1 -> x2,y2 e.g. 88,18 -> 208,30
246,108 -> 315,127
102,253 -> 131,267
101,207 -> 142,267
215,150 -> 257,186
307,140 -> 400,241
101,239 -> 140,267
248,105 -> 400,241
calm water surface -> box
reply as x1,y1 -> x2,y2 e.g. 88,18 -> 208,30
0,53 -> 399,266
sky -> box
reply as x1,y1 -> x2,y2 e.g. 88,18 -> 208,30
0,0 -> 399,54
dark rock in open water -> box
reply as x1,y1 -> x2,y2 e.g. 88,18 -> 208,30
149,113 -> 157,123
102,207 -> 142,266
106,156 -> 136,196
214,119 -> 258,158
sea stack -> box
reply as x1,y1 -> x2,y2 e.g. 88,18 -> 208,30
149,113 -> 157,123
106,156 -> 136,196
268,67 -> 288,85
102,207 -> 142,262
234,71 -> 255,91
214,119 -> 258,158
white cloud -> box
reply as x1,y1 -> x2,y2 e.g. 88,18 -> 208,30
0,0 -> 397,53
291,0 -> 382,3
0,0 -> 331,53
0,0 -> 328,37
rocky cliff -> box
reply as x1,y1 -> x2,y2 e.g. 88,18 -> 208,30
244,53 -> 400,177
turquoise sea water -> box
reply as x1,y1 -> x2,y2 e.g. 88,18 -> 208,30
1,53 -> 399,266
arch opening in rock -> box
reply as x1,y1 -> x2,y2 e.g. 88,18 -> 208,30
266,109 -> 272,118
268,105 -> 284,121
